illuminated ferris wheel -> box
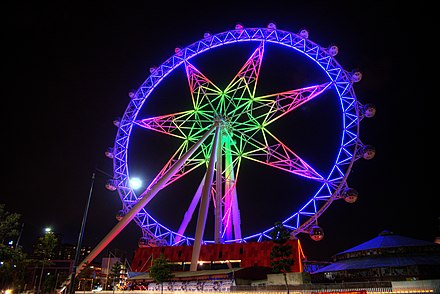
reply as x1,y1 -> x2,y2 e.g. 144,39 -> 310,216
106,23 -> 376,251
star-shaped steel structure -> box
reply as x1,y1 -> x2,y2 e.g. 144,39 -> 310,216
72,26 -> 371,278
134,42 -> 332,245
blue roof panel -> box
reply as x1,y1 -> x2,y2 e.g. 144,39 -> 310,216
338,233 -> 438,255
312,255 -> 440,273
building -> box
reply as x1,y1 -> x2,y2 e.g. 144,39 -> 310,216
127,239 -> 306,290
130,239 -> 305,273
55,243 -> 92,261
311,230 -> 440,283
124,231 -> 440,293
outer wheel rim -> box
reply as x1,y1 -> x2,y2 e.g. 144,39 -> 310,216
111,26 -> 361,246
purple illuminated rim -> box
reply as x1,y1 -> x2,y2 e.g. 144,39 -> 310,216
111,26 -> 363,246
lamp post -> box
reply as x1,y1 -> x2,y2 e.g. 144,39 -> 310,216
68,172 -> 95,294
67,167 -> 133,293
36,227 -> 52,294
64,166 -> 143,293
36,262 -> 45,294
54,272 -> 60,293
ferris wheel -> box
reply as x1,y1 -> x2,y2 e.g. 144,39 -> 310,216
105,23 -> 376,250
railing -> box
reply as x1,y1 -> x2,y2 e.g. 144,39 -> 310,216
73,279 -> 440,294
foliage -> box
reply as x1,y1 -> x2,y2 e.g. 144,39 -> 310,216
269,221 -> 294,273
33,231 -> 59,261
0,204 -> 27,291
31,232 -> 59,294
0,243 -> 28,291
0,205 -> 63,293
149,254 -> 174,294
110,261 -> 122,277
108,261 -> 123,289
0,203 -> 22,245
270,221 -> 294,294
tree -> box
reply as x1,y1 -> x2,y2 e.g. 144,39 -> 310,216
0,204 -> 27,292
33,230 -> 58,260
270,221 -> 294,294
0,243 -> 28,291
33,230 -> 59,294
149,254 -> 174,294
0,203 -> 21,245
109,261 -> 123,290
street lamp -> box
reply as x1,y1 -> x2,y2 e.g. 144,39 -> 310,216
68,172 -> 95,294
129,177 -> 142,190
66,168 -> 143,294
36,227 -> 53,294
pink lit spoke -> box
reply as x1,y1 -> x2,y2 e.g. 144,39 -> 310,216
223,43 -> 264,116
185,62 -> 223,112
247,82 -> 332,127
231,129 -> 323,181
135,110 -> 212,141
209,153 -> 243,240
147,141 -> 208,190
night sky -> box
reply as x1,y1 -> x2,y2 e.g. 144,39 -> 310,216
4,2 -> 429,263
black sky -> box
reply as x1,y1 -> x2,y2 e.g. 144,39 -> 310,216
3,2 -> 429,262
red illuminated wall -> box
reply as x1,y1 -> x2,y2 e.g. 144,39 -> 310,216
131,240 -> 305,273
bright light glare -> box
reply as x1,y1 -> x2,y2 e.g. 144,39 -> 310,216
45,227 -> 52,233
129,177 -> 142,190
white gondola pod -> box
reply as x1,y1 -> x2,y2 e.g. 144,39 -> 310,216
309,225 -> 324,241
328,44 -> 339,57
128,90 -> 136,99
174,47 -> 183,56
343,187 -> 358,203
116,209 -> 125,221
351,71 -> 362,83
267,22 -> 276,30
361,145 -> 376,160
363,103 -> 377,118
235,23 -> 244,30
299,29 -> 309,39
113,117 -> 121,127
138,236 -> 150,248
105,179 -> 117,191
104,147 -> 114,159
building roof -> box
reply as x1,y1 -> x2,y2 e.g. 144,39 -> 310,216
311,231 -> 440,274
312,255 -> 440,273
338,230 -> 438,255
